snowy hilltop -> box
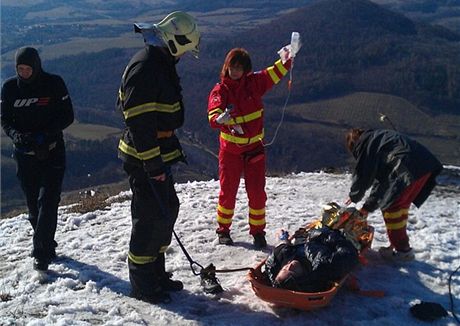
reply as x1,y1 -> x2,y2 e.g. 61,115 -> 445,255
1,171 -> 459,325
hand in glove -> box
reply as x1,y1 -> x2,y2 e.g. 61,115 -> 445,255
359,207 -> 369,218
278,45 -> 292,64
147,169 -> 166,182
278,42 -> 302,64
215,109 -> 232,124
13,132 -> 35,147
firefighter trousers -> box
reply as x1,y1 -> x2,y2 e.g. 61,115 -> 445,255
216,147 -> 267,235
382,173 -> 432,251
123,163 -> 179,296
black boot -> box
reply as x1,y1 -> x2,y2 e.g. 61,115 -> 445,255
130,286 -> 171,304
129,260 -> 171,304
200,264 -> 223,294
217,230 -> 233,245
33,258 -> 49,272
155,253 -> 183,291
253,232 -> 267,248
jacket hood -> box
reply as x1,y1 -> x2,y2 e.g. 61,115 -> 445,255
15,47 -> 42,83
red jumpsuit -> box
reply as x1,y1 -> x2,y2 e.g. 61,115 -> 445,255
207,59 -> 291,235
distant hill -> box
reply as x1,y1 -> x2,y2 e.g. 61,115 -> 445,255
2,0 -> 460,215
374,0 -> 460,34
180,0 -> 460,172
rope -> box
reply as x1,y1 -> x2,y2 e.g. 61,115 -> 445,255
149,177 -> 204,277
215,267 -> 253,274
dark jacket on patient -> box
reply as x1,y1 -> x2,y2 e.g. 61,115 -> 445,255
265,227 -> 359,292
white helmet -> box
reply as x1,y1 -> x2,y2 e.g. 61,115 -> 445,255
154,11 -> 200,58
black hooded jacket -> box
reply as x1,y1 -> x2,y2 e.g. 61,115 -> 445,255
349,129 -> 443,212
1,47 -> 74,152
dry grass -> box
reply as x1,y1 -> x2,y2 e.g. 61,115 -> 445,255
64,191 -> 131,214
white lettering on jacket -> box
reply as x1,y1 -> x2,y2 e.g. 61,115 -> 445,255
14,97 -> 50,107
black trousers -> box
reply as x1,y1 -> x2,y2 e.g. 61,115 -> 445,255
123,163 -> 179,295
14,145 -> 65,261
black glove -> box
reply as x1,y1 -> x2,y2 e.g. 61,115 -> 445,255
13,132 -> 35,147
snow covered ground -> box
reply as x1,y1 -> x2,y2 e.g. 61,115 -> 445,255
1,170 -> 459,325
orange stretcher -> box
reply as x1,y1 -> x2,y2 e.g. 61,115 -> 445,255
248,217 -> 375,311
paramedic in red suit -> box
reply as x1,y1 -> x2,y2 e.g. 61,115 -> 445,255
345,128 -> 443,262
207,47 -> 292,248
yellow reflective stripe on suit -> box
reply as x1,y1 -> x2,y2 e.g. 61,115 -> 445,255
122,101 -> 182,120
128,252 -> 156,264
119,139 -> 161,161
119,140 -> 181,163
220,130 -> 264,145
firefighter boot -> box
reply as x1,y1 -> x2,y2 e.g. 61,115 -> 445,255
155,253 -> 183,291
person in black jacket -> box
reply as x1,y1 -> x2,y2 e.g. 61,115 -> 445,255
345,128 -> 443,262
1,47 -> 74,271
265,227 -> 359,292
117,11 -> 200,304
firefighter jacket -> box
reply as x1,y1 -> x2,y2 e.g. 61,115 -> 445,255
207,59 -> 291,155
117,45 -> 186,177
1,71 -> 74,153
349,129 -> 443,212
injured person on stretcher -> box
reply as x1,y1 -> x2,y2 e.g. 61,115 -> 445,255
265,203 -> 371,293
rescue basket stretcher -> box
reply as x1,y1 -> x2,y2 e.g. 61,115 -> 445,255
247,219 -> 374,311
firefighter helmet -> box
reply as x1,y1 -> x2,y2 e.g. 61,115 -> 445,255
154,11 -> 200,58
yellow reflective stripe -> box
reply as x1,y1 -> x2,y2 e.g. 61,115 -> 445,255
218,204 -> 234,215
161,149 -> 182,163
267,66 -> 280,84
118,139 -> 161,161
383,209 -> 409,219
220,130 -> 264,145
119,88 -> 125,101
249,217 -> 266,226
128,251 -> 156,264
209,108 -> 223,116
159,246 -> 169,253
249,207 -> 265,215
123,101 -> 181,120
233,109 -> 263,124
385,219 -> 408,230
275,59 -> 288,76
217,215 -> 232,224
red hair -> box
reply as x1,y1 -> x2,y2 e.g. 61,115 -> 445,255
346,128 -> 365,152
220,48 -> 252,79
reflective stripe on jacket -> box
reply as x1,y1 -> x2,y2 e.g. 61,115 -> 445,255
117,45 -> 185,176
207,59 -> 291,155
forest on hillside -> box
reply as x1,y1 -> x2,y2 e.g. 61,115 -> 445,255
2,0 -> 460,215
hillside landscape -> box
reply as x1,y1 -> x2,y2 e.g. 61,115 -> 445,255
1,0 -> 460,215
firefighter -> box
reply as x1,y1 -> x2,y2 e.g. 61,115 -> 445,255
345,128 -> 443,262
207,46 -> 298,248
1,46 -> 74,271
117,11 -> 200,304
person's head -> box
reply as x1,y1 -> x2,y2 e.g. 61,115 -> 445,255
15,47 -> 42,83
220,48 -> 252,80
274,259 -> 308,290
346,128 -> 365,153
154,11 -> 200,58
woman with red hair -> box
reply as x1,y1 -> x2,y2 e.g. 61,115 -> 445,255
207,47 -> 295,248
